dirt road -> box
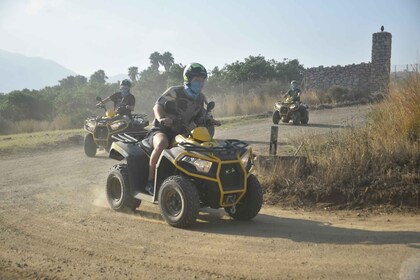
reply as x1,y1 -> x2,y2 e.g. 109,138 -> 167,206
1,105 -> 419,280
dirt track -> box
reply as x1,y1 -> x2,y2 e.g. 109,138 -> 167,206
1,105 -> 419,280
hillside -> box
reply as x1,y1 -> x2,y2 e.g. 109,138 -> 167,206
0,49 -> 76,93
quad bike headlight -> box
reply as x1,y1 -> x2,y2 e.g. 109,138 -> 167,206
181,156 -> 212,173
110,121 -> 126,131
240,151 -> 251,169
85,120 -> 96,132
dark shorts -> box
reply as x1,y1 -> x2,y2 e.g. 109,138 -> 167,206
146,126 -> 176,147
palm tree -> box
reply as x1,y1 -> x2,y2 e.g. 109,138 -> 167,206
161,52 -> 175,72
128,66 -> 139,82
149,51 -> 161,70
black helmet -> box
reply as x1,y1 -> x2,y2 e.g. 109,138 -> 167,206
183,63 -> 207,85
120,79 -> 132,88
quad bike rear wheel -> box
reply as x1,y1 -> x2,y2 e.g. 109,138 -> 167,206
84,133 -> 97,157
106,164 -> 141,212
225,174 -> 263,221
292,111 -> 301,125
272,111 -> 280,124
158,176 -> 200,228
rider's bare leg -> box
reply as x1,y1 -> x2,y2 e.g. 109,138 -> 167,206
148,132 -> 169,182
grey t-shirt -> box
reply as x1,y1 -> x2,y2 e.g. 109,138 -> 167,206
154,85 -> 206,134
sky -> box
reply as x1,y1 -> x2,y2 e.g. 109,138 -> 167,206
0,0 -> 419,77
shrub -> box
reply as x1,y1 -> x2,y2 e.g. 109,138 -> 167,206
327,86 -> 350,103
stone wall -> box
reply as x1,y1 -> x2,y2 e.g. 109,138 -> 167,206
304,31 -> 392,95
304,63 -> 371,94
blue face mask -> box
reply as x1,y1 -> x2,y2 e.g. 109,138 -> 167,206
190,80 -> 204,94
121,88 -> 130,97
184,84 -> 200,100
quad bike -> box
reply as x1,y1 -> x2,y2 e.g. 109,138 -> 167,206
105,101 -> 262,228
83,97 -> 149,157
272,97 -> 309,125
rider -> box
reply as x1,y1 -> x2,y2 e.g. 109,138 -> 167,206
145,63 -> 209,195
97,79 -> 135,117
283,80 -> 302,102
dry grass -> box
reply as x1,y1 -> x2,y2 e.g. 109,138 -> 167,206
259,74 -> 420,209
0,129 -> 83,155
300,90 -> 323,106
5,116 -> 74,135
210,88 -> 351,119
211,94 -> 280,117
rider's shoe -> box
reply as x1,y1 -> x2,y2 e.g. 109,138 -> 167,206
145,181 -> 154,195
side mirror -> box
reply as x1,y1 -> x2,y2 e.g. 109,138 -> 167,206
164,101 -> 178,115
96,96 -> 102,101
207,101 -> 215,111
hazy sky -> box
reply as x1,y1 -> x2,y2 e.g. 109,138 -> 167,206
1,0 -> 419,76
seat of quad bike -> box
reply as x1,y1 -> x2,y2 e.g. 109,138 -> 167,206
140,138 -> 153,155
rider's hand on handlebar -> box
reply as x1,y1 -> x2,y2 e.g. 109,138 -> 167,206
213,120 -> 221,126
159,118 -> 173,127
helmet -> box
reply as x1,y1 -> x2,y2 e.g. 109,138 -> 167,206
290,80 -> 298,86
120,79 -> 132,88
183,63 -> 208,85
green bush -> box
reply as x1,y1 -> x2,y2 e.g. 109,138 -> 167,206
327,86 -> 350,103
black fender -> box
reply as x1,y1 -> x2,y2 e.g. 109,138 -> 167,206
109,142 -> 149,195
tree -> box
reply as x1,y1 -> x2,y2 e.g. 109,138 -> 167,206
167,63 -> 184,86
149,52 -> 161,70
161,52 -> 175,72
59,75 -> 87,89
275,59 -> 304,83
89,70 -> 108,84
128,66 -> 139,82
222,55 -> 276,84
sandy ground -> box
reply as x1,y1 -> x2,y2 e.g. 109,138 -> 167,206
1,105 -> 419,280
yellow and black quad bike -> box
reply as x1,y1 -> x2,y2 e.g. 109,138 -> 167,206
272,96 -> 309,125
83,97 -> 149,157
105,101 -> 263,228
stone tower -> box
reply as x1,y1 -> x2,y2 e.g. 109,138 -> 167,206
370,31 -> 392,93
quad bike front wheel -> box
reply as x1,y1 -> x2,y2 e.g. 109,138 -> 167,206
158,176 -> 200,228
106,164 -> 141,212
225,174 -> 263,221
84,133 -> 97,157
301,110 -> 309,124
272,111 -> 280,124
292,111 -> 301,125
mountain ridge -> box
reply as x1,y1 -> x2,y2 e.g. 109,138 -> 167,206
0,49 -> 76,93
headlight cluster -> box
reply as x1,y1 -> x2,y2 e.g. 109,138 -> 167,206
110,121 -> 126,131
85,121 -> 96,132
241,151 -> 250,168
181,156 -> 212,173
